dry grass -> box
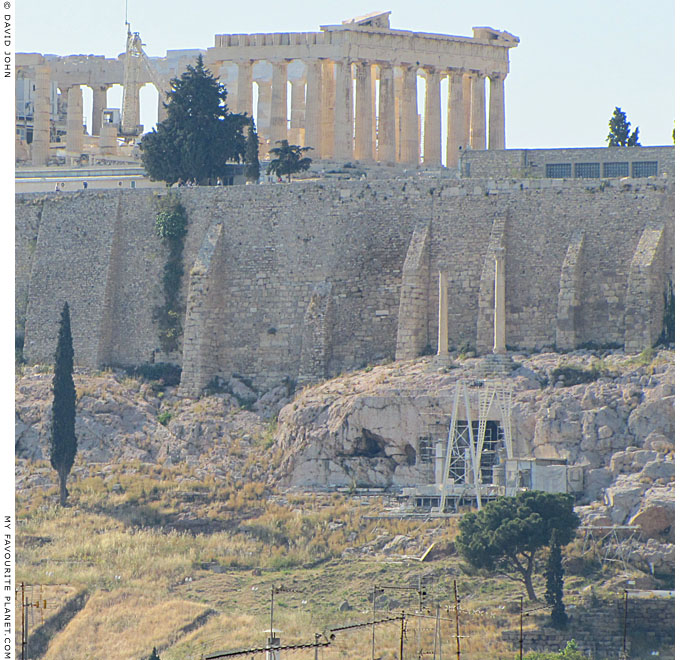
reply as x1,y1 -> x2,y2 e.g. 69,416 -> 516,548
16,461 -> 629,660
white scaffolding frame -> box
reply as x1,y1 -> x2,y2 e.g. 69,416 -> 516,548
439,377 -> 514,512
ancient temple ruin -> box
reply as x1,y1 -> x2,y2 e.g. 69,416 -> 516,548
15,11 -> 518,167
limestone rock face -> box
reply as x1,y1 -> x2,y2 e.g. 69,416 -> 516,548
14,368 -> 267,488
273,351 -> 674,537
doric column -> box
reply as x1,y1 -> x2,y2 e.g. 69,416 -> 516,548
400,64 -> 418,164
66,84 -> 84,154
354,61 -> 373,161
489,72 -> 506,150
493,247 -> 506,354
31,65 -> 51,166
304,60 -> 323,157
236,60 -> 254,117
423,67 -> 441,166
289,79 -> 306,145
269,60 -> 288,145
377,62 -> 396,163
256,81 -> 271,133
256,80 -> 271,159
90,84 -> 109,136
469,72 -> 486,150
333,59 -> 353,160
320,60 -> 335,158
437,271 -> 449,357
463,74 -> 472,149
446,69 -> 466,169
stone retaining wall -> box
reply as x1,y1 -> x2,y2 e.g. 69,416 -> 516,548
16,175 -> 674,393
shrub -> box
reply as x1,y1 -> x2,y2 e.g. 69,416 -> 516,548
127,363 -> 182,386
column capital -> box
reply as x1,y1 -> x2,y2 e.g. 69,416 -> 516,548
489,72 -> 507,82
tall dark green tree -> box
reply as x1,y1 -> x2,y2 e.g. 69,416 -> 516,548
141,55 -> 251,184
266,140 -> 313,182
50,302 -> 77,507
147,647 -> 161,660
457,491 -> 580,601
545,529 -> 567,628
607,107 -> 641,146
245,118 -> 260,182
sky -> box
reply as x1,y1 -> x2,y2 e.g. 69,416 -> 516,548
13,0 -> 676,149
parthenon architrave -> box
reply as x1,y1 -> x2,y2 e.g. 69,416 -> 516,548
16,11 -> 519,167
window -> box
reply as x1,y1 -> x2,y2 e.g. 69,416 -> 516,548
418,438 -> 434,464
603,162 -> 629,178
574,163 -> 600,178
632,161 -> 658,178
545,163 -> 572,178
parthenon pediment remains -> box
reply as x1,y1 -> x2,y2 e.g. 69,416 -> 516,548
16,11 -> 519,168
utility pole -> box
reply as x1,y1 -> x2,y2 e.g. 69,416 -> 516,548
519,596 -> 524,660
400,611 -> 405,660
622,589 -> 629,659
372,584 -> 377,660
418,576 -> 423,659
453,581 -> 461,660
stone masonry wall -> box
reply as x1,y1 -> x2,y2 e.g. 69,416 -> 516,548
16,176 -> 674,392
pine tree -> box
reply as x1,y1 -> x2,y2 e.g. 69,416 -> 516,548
245,118 -> 260,182
266,140 -> 313,182
545,529 -> 567,629
141,55 -> 251,184
50,302 -> 77,507
607,107 -> 641,147
147,647 -> 161,660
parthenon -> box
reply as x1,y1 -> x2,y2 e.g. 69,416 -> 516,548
16,11 -> 519,167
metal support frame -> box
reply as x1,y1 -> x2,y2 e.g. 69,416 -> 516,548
439,377 -> 514,512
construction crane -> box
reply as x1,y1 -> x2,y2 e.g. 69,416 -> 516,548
121,24 -> 171,138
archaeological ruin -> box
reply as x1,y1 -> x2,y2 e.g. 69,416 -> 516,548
16,11 -> 518,167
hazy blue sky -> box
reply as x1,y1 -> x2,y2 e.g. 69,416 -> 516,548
16,0 -> 675,149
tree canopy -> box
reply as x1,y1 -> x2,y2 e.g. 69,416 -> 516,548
266,140 -> 313,181
607,107 -> 640,147
456,491 -> 580,601
50,302 -> 77,507
141,56 -> 251,184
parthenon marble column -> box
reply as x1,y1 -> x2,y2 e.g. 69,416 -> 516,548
236,60 -> 254,116
66,84 -> 84,154
488,72 -> 506,150
289,79 -> 306,145
321,60 -> 335,158
256,80 -> 271,133
446,69 -> 466,169
90,84 -> 109,136
31,65 -> 51,166
377,62 -> 396,163
269,60 -> 288,145
354,61 -> 373,161
423,67 -> 441,166
400,64 -> 418,164
469,72 -> 486,150
333,59 -> 353,159
304,60 -> 323,156
463,74 -> 472,150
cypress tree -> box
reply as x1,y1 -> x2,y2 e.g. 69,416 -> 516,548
545,529 -> 567,629
607,107 -> 641,147
50,302 -> 77,507
245,118 -> 260,182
